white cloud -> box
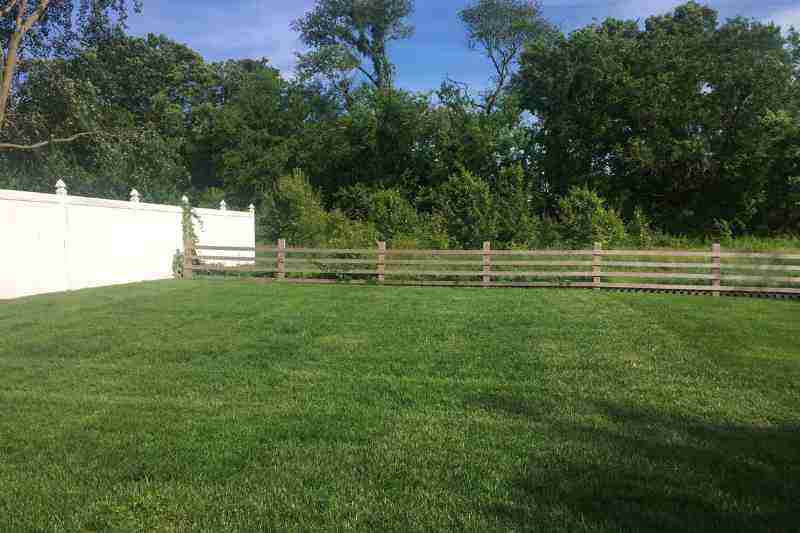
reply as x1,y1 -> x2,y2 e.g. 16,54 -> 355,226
129,1 -> 314,76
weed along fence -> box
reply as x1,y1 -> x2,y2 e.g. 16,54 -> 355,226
186,240 -> 800,298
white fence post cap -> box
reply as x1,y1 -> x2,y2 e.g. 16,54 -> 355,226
181,195 -> 189,205
55,179 -> 68,196
130,189 -> 140,203
248,204 -> 255,214
219,200 -> 227,211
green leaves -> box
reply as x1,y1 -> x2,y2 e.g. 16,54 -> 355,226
517,1 -> 800,234
293,0 -> 415,92
460,0 -> 555,113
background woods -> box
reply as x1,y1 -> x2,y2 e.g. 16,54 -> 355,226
1,0 -> 799,248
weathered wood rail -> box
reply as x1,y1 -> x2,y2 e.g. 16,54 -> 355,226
187,240 -> 800,297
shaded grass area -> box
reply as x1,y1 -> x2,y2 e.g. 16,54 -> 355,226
1,281 -> 799,532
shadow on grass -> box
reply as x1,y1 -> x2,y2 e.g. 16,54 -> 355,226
478,396 -> 800,532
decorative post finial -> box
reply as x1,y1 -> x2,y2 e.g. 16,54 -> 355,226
55,179 -> 68,196
130,189 -> 140,203
181,195 -> 189,205
219,199 -> 228,211
248,203 -> 255,215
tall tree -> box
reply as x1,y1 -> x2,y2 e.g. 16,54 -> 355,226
292,0 -> 414,94
459,0 -> 552,113
0,0 -> 141,150
517,1 -> 799,233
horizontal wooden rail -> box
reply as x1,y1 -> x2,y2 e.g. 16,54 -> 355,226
385,249 -> 595,257
722,264 -> 800,271
284,259 -> 378,265
722,275 -> 800,283
196,255 -> 257,262
599,272 -> 714,280
599,250 -> 712,257
283,248 -> 379,255
719,252 -> 800,260
491,260 -> 592,267
488,271 -> 593,278
602,261 -> 713,269
195,245 -> 256,252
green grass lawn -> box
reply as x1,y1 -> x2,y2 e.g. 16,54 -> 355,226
1,281 -> 799,532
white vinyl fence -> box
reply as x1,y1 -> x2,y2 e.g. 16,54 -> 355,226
0,181 -> 255,300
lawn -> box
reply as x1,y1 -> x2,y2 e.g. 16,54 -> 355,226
1,281 -> 799,532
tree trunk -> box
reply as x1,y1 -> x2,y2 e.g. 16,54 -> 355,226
0,17 -> 24,132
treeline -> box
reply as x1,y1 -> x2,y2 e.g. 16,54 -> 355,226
1,1 -> 799,248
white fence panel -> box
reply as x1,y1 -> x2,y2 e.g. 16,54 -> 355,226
0,185 -> 255,300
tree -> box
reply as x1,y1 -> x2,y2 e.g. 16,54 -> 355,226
187,62 -> 314,205
1,32 -> 204,201
0,0 -> 141,150
459,0 -> 552,114
292,0 -> 414,93
517,1 -> 799,233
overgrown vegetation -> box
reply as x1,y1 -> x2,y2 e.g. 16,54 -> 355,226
1,281 -> 798,532
1,1 -> 799,249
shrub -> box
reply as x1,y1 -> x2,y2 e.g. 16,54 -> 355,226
627,207 -> 655,248
259,170 -> 379,248
326,210 -> 379,248
258,169 -> 330,245
430,168 -> 497,248
555,187 -> 627,247
366,189 -> 420,242
390,213 -> 452,250
491,164 -> 540,247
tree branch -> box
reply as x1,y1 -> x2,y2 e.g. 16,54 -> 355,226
355,63 -> 379,88
0,131 -> 99,151
0,0 -> 19,18
20,0 -> 51,34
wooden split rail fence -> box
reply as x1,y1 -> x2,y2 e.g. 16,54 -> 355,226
185,239 -> 800,297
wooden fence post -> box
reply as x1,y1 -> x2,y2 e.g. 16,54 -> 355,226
277,239 -> 286,280
712,243 -> 721,297
378,241 -> 386,283
593,242 -> 602,290
483,241 -> 492,287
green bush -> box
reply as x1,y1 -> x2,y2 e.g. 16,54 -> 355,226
555,187 -> 627,248
491,164 -> 540,247
367,188 -> 420,242
326,210 -> 379,248
258,169 -> 332,245
259,170 -> 378,247
626,207 -> 656,248
430,168 -> 497,248
390,213 -> 452,250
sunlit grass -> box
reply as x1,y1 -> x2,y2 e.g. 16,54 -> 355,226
1,281 -> 798,532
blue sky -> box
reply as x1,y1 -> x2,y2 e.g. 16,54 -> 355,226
129,0 -> 800,92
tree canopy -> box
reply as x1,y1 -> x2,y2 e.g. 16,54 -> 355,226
0,0 -> 142,148
292,0 -> 414,96
459,0 -> 553,113
2,0 -> 799,245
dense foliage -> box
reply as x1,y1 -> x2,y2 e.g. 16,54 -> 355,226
1,1 -> 798,247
